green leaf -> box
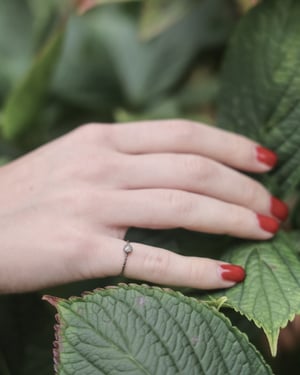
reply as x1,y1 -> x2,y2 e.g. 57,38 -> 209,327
52,15 -> 122,112
27,0 -> 65,42
139,0 -> 194,40
209,232 -> 300,356
49,284 -> 273,375
1,28 -> 64,140
88,0 -> 234,107
0,0 -> 34,99
218,0 -> 300,197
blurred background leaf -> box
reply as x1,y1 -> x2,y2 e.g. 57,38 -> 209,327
86,0 -> 235,108
139,0 -> 195,40
0,0 -> 34,102
2,29 -> 64,141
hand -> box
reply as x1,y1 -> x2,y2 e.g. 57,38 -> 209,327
0,120 -> 288,293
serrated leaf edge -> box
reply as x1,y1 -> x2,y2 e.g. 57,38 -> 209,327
217,232 -> 300,356
220,298 -> 300,357
50,283 -> 274,374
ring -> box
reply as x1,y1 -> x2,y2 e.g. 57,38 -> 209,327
120,241 -> 133,275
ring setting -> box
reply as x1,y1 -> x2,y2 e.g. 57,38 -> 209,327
121,241 -> 133,275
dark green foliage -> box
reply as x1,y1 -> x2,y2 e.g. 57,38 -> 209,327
0,293 -> 54,375
1,0 -> 300,374
210,232 -> 300,356
218,0 -> 300,197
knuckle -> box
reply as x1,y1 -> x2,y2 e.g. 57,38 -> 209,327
67,150 -> 121,183
96,154 -> 123,184
230,134 -> 249,159
74,123 -> 98,139
243,181 -> 262,207
169,120 -> 197,144
161,190 -> 193,216
183,155 -> 216,183
74,123 -> 111,145
143,251 -> 170,278
228,207 -> 248,234
57,190 -> 81,212
187,259 -> 205,283
60,189 -> 99,214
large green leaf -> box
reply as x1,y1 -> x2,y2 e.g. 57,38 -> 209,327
218,0 -> 300,197
209,232 -> 300,356
47,284 -> 273,375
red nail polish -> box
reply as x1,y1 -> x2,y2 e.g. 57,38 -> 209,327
256,146 -> 277,168
257,213 -> 279,233
271,197 -> 289,221
220,264 -> 246,283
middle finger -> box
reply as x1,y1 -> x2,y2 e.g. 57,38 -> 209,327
115,153 -> 288,221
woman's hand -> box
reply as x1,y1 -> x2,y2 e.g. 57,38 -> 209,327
0,120 -> 288,293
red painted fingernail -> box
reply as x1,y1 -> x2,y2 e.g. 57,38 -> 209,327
220,264 -> 246,283
256,146 -> 277,168
271,197 -> 289,221
257,213 -> 279,233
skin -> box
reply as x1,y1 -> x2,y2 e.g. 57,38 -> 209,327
0,120 -> 278,294
278,316 -> 300,352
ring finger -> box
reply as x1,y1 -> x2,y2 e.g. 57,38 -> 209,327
75,236 -> 246,290
98,189 -> 279,239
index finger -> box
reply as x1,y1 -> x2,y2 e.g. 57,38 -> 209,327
109,120 -> 277,173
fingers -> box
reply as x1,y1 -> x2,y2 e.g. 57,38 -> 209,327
109,120 -> 277,172
123,242 -> 245,289
118,153 -> 286,219
99,189 -> 279,239
78,237 -> 246,290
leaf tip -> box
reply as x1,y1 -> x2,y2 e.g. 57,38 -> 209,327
264,328 -> 280,357
270,340 -> 278,357
42,295 -> 62,307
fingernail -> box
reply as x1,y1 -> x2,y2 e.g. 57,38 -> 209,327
256,146 -> 277,168
220,264 -> 246,283
257,213 -> 279,233
271,196 -> 289,221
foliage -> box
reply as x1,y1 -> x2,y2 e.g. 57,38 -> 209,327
211,232 -> 300,356
1,0 -> 300,374
45,285 -> 272,375
218,0 -> 300,197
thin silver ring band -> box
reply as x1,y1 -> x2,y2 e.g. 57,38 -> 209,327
120,241 -> 133,275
